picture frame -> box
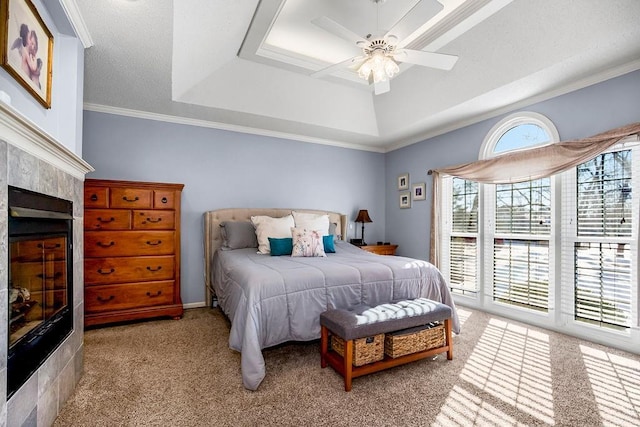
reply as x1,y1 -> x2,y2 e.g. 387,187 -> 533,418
399,191 -> 411,209
397,173 -> 409,190
412,182 -> 426,201
1,0 -> 53,108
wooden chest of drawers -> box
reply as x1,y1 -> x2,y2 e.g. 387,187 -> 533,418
84,179 -> 184,327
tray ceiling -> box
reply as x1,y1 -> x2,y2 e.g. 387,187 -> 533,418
77,0 -> 640,152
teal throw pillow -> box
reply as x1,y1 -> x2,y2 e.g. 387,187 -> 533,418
323,235 -> 335,253
269,237 -> 293,256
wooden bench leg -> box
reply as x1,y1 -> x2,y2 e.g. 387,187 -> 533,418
445,318 -> 453,360
344,339 -> 353,392
320,325 -> 328,368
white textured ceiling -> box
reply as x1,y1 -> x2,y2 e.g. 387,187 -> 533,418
76,0 -> 640,152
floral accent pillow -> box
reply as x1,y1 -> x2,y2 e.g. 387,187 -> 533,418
291,227 -> 326,257
291,211 -> 330,235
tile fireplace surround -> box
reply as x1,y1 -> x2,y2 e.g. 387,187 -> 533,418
0,102 -> 92,426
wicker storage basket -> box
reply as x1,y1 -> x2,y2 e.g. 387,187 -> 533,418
331,334 -> 385,366
384,323 -> 445,358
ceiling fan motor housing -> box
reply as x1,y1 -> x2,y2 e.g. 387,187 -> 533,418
362,39 -> 395,56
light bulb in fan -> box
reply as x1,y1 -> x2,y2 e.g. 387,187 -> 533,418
384,57 -> 399,78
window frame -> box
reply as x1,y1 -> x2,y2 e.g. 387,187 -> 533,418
479,112 -> 560,160
479,113 -> 559,322
443,177 -> 480,297
560,141 -> 639,341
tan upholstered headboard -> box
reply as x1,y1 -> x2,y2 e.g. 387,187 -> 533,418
203,208 -> 348,305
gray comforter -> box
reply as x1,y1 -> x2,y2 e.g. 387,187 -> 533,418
211,241 -> 460,390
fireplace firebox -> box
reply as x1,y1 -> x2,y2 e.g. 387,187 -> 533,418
7,186 -> 74,398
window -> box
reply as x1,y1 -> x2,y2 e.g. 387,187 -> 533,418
440,112 -> 639,347
493,178 -> 551,311
567,148 -> 637,330
449,178 -> 478,295
477,113 -> 558,315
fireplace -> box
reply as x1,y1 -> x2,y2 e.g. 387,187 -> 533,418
7,186 -> 74,398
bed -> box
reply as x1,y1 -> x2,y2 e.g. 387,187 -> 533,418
204,208 -> 460,390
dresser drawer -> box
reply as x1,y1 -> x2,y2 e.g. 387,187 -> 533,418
85,209 -> 131,230
85,231 -> 175,257
85,281 -> 175,313
133,210 -> 175,230
154,190 -> 176,209
85,256 -> 175,285
85,187 -> 109,208
109,188 -> 152,209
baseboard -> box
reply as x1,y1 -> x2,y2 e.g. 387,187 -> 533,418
183,301 -> 207,309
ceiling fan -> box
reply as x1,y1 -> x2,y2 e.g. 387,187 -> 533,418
310,0 -> 458,95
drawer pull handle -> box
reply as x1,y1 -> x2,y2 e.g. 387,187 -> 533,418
146,240 -> 162,246
146,266 -> 162,272
37,243 -> 61,250
97,295 -> 115,302
146,291 -> 162,297
122,196 -> 139,202
145,217 -> 162,223
161,197 -> 168,204
90,194 -> 98,201
97,217 -> 115,223
97,241 -> 115,248
97,268 -> 115,275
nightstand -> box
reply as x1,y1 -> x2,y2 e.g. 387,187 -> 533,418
360,244 -> 398,256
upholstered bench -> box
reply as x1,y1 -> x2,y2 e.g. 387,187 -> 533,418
320,298 -> 453,391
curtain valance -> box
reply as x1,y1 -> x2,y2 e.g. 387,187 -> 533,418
430,122 -> 640,184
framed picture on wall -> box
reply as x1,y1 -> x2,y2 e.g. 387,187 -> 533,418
397,173 -> 409,190
399,191 -> 411,209
0,0 -> 53,108
412,182 -> 426,201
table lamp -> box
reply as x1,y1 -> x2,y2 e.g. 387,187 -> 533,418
355,209 -> 373,246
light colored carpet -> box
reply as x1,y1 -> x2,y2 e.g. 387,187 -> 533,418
54,306 -> 640,426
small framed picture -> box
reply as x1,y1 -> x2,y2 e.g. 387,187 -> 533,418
397,173 -> 409,190
412,182 -> 426,201
399,191 -> 411,209
0,0 -> 53,108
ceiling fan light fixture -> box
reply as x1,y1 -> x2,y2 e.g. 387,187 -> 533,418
357,50 -> 399,83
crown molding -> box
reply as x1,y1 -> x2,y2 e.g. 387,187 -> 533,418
59,0 -> 94,48
82,103 -> 385,153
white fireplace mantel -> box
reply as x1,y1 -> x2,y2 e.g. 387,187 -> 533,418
0,102 -> 94,179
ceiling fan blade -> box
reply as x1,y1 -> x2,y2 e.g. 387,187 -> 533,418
395,49 -> 458,70
384,0 -> 444,45
374,79 -> 390,95
310,55 -> 365,78
311,16 -> 368,45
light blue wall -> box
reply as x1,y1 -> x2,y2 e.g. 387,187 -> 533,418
82,111 -> 386,305
0,0 -> 84,154
385,69 -> 640,260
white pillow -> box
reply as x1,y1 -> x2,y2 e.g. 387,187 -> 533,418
250,214 -> 295,254
292,211 -> 330,235
291,227 -> 326,258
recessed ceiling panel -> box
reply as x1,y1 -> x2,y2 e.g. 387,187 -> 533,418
265,0 -> 426,64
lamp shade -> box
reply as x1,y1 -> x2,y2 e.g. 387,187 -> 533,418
355,210 -> 373,223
